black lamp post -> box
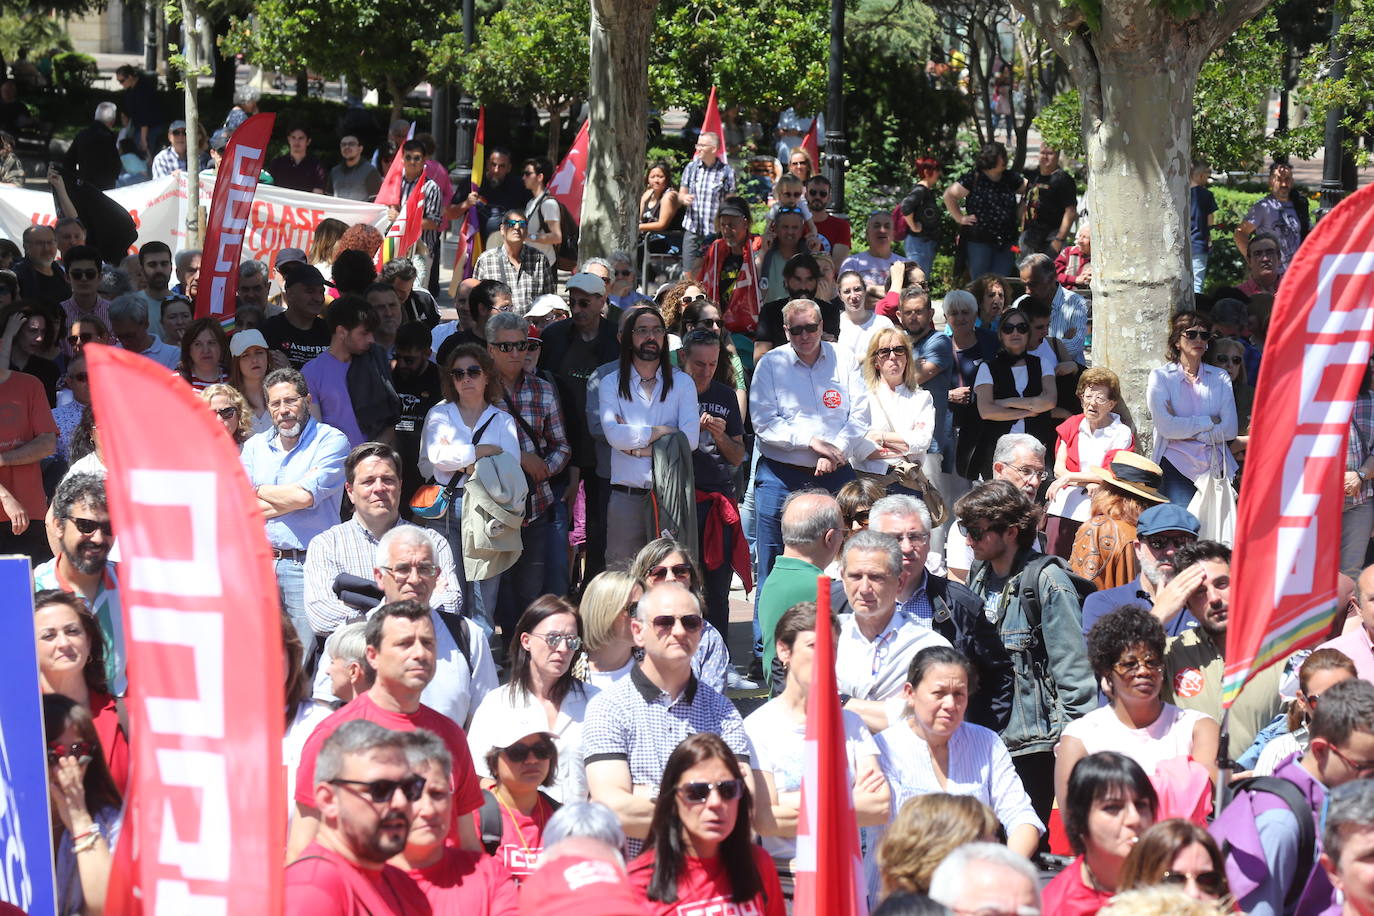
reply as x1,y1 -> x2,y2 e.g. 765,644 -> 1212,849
1317,4 -> 1347,218
822,0 -> 848,211
452,0 -> 478,194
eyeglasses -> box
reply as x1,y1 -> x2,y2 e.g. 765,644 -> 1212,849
1000,322 -> 1030,335
1080,391 -> 1114,404
787,322 -> 821,336
615,269 -> 634,277
677,778 -> 743,804
267,394 -> 304,411
329,774 -> 426,804
1181,328 -> 1215,341
491,340 -> 535,353
1144,534 -> 1193,552
891,530 -> 931,545
1213,355 -> 1243,365
215,406 -> 239,420
651,613 -> 704,633
1161,870 -> 1227,898
68,516 -> 113,537
502,738 -> 555,763
68,332 -> 98,344
47,740 -> 95,765
1250,248 -> 1278,261
874,346 -> 908,360
503,219 -> 528,229
1009,465 -> 1049,481
68,372 -> 89,383
1327,743 -> 1374,777
957,521 -> 1005,541
648,563 -> 694,582
632,325 -> 667,339
534,631 -> 582,651
68,268 -> 99,281
1113,656 -> 1164,675
450,366 -> 484,379
692,318 -> 723,329
381,563 -> 439,580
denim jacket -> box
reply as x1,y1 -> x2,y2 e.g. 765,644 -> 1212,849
968,549 -> 1097,756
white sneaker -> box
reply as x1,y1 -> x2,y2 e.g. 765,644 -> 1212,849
726,667 -> 760,690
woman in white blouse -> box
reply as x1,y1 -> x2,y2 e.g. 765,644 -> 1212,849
876,645 -> 1042,856
854,327 -> 934,494
1146,311 -> 1237,507
419,343 -> 520,634
467,595 -> 598,803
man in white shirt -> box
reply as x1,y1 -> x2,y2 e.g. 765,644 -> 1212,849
1014,252 -> 1088,365
749,297 -> 874,605
836,529 -> 951,733
598,305 -> 700,566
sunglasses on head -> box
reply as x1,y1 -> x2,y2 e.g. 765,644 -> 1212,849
651,613 -> 703,633
787,322 -> 820,336
1000,322 -> 1030,335
1161,871 -> 1227,897
683,294 -> 708,305
68,517 -> 112,537
47,740 -> 94,765
329,774 -> 426,804
676,778 -> 743,804
1181,328 -> 1215,341
450,365 -> 484,379
68,269 -> 99,281
502,738 -> 554,763
491,340 -> 536,353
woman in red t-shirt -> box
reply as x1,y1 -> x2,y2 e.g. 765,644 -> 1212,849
1043,752 -> 1159,916
628,733 -> 785,916
475,721 -> 561,882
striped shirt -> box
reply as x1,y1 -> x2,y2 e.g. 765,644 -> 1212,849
1348,390 -> 1374,507
400,174 -> 444,258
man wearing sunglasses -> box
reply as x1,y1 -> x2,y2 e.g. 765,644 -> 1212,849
290,600 -> 486,861
285,719 -> 432,913
806,174 -> 851,263
583,583 -> 767,856
1081,503 -> 1202,639
1214,679 -> 1374,916
474,210 -> 554,316
57,245 -> 109,355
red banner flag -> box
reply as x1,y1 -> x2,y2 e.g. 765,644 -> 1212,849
374,121 -> 415,208
195,112 -> 275,322
698,86 -> 727,165
87,344 -> 285,915
1225,182 -> 1374,707
793,576 -> 868,916
800,118 -> 819,173
548,119 -> 590,224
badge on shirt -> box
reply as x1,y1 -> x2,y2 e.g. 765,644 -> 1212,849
822,389 -> 842,408
1173,667 -> 1205,698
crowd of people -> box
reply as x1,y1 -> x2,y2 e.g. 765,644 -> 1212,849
4,105 -> 1373,916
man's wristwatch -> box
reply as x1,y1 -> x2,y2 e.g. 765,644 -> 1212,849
1359,469 -> 1368,481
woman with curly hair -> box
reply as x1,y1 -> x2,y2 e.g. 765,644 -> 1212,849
199,382 -> 254,448
1054,607 -> 1219,815
877,793 -> 998,896
1069,451 -> 1167,590
332,222 -> 385,261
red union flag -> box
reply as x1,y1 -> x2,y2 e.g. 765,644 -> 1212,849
196,112 -> 275,322
548,119 -> 590,224
1225,182 -> 1374,707
698,86 -> 727,166
800,118 -> 819,173
793,576 -> 867,916
86,344 -> 285,915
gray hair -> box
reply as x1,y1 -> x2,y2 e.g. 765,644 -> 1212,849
324,620 -> 370,670
609,250 -> 634,268
782,298 -> 821,324
780,489 -> 841,547
234,84 -> 261,105
99,267 -> 132,299
929,843 -> 1041,910
869,494 -> 932,532
840,529 -> 903,577
108,292 -> 149,326
403,729 -> 453,780
239,259 -> 268,281
942,289 -> 977,317
54,472 -> 106,520
174,248 -> 201,275
375,525 -> 434,569
1325,779 -> 1374,867
1017,252 -> 1055,280
484,311 -> 525,341
94,102 -> 117,126
993,433 -> 1045,466
543,801 -> 626,853
580,256 -> 612,274
263,367 -> 309,399
314,720 -> 410,784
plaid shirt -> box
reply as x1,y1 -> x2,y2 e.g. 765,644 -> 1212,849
474,244 -> 554,315
400,175 -> 444,257
1349,391 -> 1374,507
500,370 -> 570,518
679,157 -> 736,235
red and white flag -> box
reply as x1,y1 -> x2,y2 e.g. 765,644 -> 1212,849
698,86 -> 727,165
89,344 -> 285,915
374,121 -> 415,208
799,118 -> 819,173
1225,182 -> 1374,706
548,119 -> 590,224
196,112 -> 275,323
793,576 -> 868,916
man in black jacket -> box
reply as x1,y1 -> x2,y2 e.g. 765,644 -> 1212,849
869,493 -> 1013,731
63,102 -> 122,190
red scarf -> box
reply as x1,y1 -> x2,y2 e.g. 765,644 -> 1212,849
701,237 -> 761,334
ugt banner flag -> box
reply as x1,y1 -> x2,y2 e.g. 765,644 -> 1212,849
86,345 -> 285,915
196,112 -> 275,323
1225,181 -> 1374,707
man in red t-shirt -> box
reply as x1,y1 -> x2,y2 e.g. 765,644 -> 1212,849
288,599 -> 485,859
284,719 -> 433,915
806,175 -> 852,264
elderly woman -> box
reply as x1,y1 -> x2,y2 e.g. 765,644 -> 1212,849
175,316 -> 230,390
576,570 -> 644,688
1146,311 -> 1237,507
159,293 -> 193,347
1069,452 -> 1167,591
1119,820 -> 1232,904
967,274 -> 1008,330
969,306 -> 1056,480
944,144 -> 1027,280
854,327 -> 935,492
199,382 -> 254,448
1045,368 -> 1135,557
1056,608 -> 1218,817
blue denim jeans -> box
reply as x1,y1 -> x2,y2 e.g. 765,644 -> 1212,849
966,241 -> 1014,280
497,509 -> 550,642
418,499 -> 500,636
544,478 -> 571,595
903,235 -> 938,278
275,557 -> 311,660
1192,250 -> 1209,294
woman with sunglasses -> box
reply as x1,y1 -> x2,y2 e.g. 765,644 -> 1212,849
199,383 -> 254,448
1249,648 -> 1356,776
577,570 -> 645,687
420,343 -> 519,634
43,692 -> 122,916
628,732 -> 785,916
159,294 -> 193,347
1146,311 -> 1237,508
475,717 -> 561,881
746,603 -> 890,891
468,595 -> 597,803
1118,819 -> 1231,903
1208,337 -> 1253,459
629,538 -> 733,693
175,316 -> 230,391
66,315 -> 110,358
855,327 -> 934,491
970,305 -> 1056,481
1055,607 -> 1218,820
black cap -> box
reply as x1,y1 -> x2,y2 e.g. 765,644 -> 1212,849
283,263 -> 326,287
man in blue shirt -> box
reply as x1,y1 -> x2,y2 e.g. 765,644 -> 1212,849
242,367 -> 351,662
1081,503 -> 1202,638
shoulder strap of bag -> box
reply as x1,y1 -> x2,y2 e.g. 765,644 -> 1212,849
503,393 -> 541,451
442,413 -> 499,499
478,789 -> 504,855
1226,776 -> 1317,909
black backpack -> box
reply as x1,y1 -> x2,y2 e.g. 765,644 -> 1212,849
534,191 -> 580,272
477,789 -> 562,855
1018,553 -> 1096,623
1221,776 -> 1317,911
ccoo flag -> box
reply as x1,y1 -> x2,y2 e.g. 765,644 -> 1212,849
88,344 -> 285,915
793,576 -> 868,916
195,112 -> 275,324
1225,181 -> 1374,707
799,118 -> 819,173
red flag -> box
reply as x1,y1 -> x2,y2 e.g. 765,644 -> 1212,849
87,344 -> 285,915
1225,182 -> 1374,707
547,119 -> 589,224
800,118 -> 819,173
195,112 -> 275,321
374,178 -> 425,272
793,576 -> 868,916
374,121 -> 415,208
698,86 -> 727,165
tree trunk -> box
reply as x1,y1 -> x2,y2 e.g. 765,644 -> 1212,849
1010,0 -> 1274,438
545,103 -> 565,163
583,0 -> 658,258
295,68 -> 309,101
210,14 -> 236,104
385,74 -> 405,127
182,0 -> 202,248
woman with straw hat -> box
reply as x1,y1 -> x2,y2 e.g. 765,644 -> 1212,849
1069,451 -> 1167,591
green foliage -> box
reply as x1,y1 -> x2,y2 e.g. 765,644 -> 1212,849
1202,186 -> 1263,292
844,52 -> 970,176
50,51 -> 97,91
1280,0 -> 1374,166
1032,89 -> 1085,161
842,157 -> 898,243
1193,14 -> 1281,172
0,15 -> 68,60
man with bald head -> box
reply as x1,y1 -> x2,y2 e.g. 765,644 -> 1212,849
678,131 -> 736,273
1317,564 -> 1374,684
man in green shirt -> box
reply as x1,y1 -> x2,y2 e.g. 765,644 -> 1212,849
756,489 -> 844,692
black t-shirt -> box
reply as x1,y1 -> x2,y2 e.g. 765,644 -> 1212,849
900,184 -> 943,242
435,328 -> 484,368
754,296 -> 842,347
14,260 -> 71,311
261,312 -> 330,370
1022,168 -> 1078,233
12,356 -> 59,408
694,380 -> 744,496
392,360 -> 442,511
552,334 -> 606,469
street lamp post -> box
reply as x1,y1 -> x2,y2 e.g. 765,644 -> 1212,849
1317,4 -> 1346,218
452,0 -> 478,195
822,0 -> 848,211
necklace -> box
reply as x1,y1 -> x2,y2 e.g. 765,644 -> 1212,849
494,789 -> 547,859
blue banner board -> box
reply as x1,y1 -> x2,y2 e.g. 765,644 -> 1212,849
0,555 -> 57,916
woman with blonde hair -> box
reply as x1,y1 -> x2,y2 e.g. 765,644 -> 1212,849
878,793 -> 999,896
1044,367 -> 1135,557
199,382 -> 254,447
307,218 -> 348,270
576,570 -> 645,688
1069,451 -> 1167,591
853,326 -> 934,494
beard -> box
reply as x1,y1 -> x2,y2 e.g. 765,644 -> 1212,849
62,539 -> 109,575
344,811 -> 412,863
635,342 -> 661,362
275,414 -> 304,438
